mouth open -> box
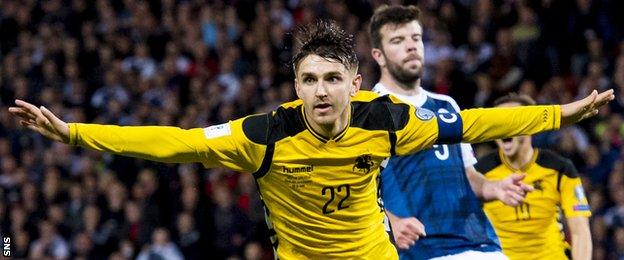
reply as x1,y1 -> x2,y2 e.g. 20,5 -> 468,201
314,103 -> 332,113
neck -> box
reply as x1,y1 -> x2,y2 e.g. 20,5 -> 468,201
505,143 -> 535,170
306,105 -> 351,139
379,72 -> 422,96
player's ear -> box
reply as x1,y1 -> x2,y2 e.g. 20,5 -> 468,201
371,48 -> 386,67
351,73 -> 361,96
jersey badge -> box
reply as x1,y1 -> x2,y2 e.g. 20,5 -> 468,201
353,155 -> 374,174
415,107 -> 435,121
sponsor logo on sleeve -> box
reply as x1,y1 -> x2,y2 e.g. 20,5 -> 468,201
203,123 -> 231,139
573,204 -> 590,211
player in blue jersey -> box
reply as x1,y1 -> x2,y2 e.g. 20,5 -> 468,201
369,5 -> 533,259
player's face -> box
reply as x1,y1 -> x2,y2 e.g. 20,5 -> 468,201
497,136 -> 521,157
295,54 -> 361,128
372,21 -> 425,85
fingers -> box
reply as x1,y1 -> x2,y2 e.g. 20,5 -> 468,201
519,182 -> 534,192
14,99 -> 43,116
510,173 -> 526,183
581,90 -> 598,108
391,217 -> 426,250
40,106 -> 63,129
594,89 -> 615,107
11,100 -> 49,126
503,191 -> 525,206
8,107 -> 37,121
405,218 -> 426,237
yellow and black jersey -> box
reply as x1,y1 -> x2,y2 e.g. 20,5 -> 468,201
68,90 -> 561,259
475,149 -> 591,260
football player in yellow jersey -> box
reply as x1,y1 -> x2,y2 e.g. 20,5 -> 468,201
475,93 -> 592,260
9,20 -> 612,259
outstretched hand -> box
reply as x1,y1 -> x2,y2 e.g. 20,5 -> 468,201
494,173 -> 534,207
561,89 -> 615,126
8,99 -> 70,143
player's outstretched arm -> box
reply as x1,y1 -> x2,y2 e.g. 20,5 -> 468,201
8,99 -> 70,143
457,89 -> 614,144
8,100 -> 257,170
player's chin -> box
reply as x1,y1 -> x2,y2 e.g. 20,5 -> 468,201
313,114 -> 337,126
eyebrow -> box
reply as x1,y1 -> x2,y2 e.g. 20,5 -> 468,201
300,71 -> 344,78
389,33 -> 422,41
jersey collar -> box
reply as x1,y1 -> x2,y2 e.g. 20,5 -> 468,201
300,105 -> 350,143
499,148 -> 539,172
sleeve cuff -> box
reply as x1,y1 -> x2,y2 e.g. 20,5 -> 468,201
553,105 -> 561,130
68,123 -> 79,145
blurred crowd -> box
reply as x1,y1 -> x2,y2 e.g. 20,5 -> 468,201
0,0 -> 623,259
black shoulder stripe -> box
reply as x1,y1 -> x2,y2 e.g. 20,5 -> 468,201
243,106 -> 307,145
269,106 -> 306,143
351,95 -> 411,131
536,149 -> 579,178
537,149 -> 579,192
474,151 -> 501,175
253,143 -> 274,179
242,114 -> 270,144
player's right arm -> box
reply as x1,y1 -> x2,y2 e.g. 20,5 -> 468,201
8,99 -> 264,172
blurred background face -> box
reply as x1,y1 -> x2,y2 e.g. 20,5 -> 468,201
375,21 -> 425,85
153,228 -> 169,246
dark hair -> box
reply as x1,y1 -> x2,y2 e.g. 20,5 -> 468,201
369,5 -> 421,49
493,92 -> 537,106
291,20 -> 358,73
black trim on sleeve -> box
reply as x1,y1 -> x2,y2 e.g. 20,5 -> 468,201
252,143 -> 275,179
388,131 -> 397,156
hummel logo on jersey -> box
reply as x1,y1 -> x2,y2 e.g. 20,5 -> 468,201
282,165 -> 314,174
353,155 -> 374,174
542,109 -> 549,123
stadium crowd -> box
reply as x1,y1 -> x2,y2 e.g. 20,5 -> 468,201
0,0 -> 623,259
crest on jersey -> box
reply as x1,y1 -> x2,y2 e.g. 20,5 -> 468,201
415,108 -> 435,121
532,180 -> 544,192
353,155 -> 374,174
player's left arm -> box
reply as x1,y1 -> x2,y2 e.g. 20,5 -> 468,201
560,158 -> 592,260
459,89 -> 613,144
394,89 -> 614,156
566,216 -> 592,260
